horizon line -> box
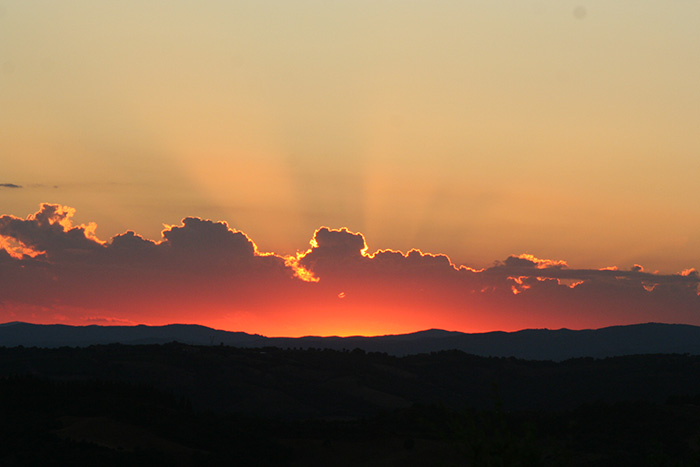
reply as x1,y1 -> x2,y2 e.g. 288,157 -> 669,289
0,320 -> 688,339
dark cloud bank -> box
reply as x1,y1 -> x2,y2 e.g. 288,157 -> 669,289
0,204 -> 698,332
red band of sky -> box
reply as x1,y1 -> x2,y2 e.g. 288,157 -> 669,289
1,203 -> 698,337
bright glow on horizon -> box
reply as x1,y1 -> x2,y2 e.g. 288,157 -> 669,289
1,204 -> 698,337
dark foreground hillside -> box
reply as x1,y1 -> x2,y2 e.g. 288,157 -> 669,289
3,344 -> 700,465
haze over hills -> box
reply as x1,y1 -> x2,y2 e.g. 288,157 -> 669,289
3,322 -> 700,360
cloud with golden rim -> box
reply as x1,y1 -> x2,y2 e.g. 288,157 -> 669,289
1,204 -> 698,335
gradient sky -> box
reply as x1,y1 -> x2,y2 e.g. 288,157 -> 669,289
1,2 -> 699,335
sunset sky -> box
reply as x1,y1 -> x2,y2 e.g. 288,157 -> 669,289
1,2 -> 699,336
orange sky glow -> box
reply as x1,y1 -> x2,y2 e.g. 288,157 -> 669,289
2,3 -> 700,335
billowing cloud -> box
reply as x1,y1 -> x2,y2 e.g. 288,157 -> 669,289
1,204 -> 698,336
0,204 -> 102,260
0,204 -> 296,327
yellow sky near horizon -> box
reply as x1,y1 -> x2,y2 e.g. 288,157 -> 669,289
2,1 -> 699,273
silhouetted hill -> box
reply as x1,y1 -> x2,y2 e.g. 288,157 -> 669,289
0,322 -> 267,348
4,322 -> 700,360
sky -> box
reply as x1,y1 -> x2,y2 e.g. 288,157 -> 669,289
1,2 -> 699,336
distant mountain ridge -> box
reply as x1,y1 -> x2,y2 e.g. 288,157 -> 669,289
2,322 -> 700,360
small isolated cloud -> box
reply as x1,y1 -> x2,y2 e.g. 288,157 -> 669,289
0,203 -> 698,335
0,183 -> 22,189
